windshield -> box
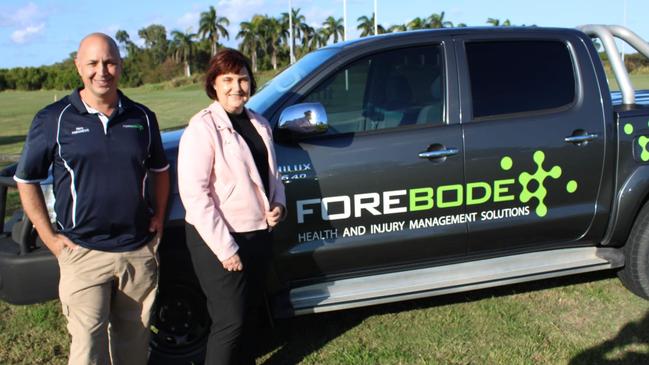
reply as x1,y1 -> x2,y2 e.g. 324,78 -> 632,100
247,48 -> 339,115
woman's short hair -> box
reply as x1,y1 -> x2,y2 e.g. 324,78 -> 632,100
204,48 -> 257,100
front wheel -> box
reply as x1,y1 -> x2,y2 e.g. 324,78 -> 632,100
618,202 -> 649,299
149,279 -> 210,363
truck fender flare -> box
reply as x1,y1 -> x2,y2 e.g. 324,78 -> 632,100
604,166 -> 649,246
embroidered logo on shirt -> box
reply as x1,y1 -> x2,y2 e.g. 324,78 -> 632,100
123,124 -> 144,131
71,127 -> 90,135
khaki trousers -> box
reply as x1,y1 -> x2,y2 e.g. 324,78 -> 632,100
57,238 -> 159,365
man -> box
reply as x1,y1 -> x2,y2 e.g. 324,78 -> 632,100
14,33 -> 170,364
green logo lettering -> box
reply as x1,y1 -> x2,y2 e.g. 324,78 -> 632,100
466,182 -> 491,205
409,188 -> 434,211
493,179 -> 515,202
437,184 -> 463,208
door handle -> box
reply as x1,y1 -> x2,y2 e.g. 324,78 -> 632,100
418,148 -> 459,159
564,133 -> 598,144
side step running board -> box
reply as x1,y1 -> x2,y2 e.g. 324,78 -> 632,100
289,247 -> 623,315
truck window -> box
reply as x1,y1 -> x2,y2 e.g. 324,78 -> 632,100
466,40 -> 575,119
303,45 -> 444,134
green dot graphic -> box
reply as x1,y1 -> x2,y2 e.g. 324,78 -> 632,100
639,136 -> 649,162
500,156 -> 513,171
566,180 -> 578,193
518,150 -> 562,218
624,123 -> 634,135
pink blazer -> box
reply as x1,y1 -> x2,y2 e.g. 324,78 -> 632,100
177,101 -> 286,261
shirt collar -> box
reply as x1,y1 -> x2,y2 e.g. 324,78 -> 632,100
70,88 -> 129,115
82,98 -> 122,116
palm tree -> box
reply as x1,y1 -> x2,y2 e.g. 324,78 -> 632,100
199,6 -> 230,56
388,24 -> 407,33
407,17 -> 427,30
137,24 -> 169,64
115,30 -> 138,55
357,13 -> 385,37
427,12 -> 453,28
170,30 -> 196,77
321,16 -> 344,44
281,8 -> 306,55
237,16 -> 263,72
261,16 -> 283,70
302,25 -> 327,52
487,18 -> 511,26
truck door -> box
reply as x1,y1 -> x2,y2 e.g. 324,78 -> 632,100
272,43 -> 467,283
456,35 -> 608,253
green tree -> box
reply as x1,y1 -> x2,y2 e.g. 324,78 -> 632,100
281,8 -> 305,55
170,30 -> 197,77
261,16 -> 284,70
427,12 -> 453,28
322,16 -> 344,44
302,24 -> 326,52
137,24 -> 169,64
487,18 -> 511,26
115,30 -> 138,56
0,70 -> 7,91
388,24 -> 407,33
199,5 -> 230,56
357,13 -> 385,37
238,16 -> 264,72
407,17 -> 427,30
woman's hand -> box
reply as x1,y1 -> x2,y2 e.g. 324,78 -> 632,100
222,253 -> 243,271
266,203 -> 284,228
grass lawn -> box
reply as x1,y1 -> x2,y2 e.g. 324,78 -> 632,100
0,272 -> 647,364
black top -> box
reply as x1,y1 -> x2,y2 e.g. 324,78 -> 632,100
227,110 -> 270,197
14,88 -> 169,252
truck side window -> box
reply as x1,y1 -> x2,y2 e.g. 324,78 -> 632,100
466,40 -> 576,119
303,45 -> 444,134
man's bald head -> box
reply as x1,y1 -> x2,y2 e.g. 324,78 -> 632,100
75,32 -> 122,103
77,33 -> 121,60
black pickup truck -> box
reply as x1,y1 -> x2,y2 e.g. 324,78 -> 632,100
2,24 -> 649,362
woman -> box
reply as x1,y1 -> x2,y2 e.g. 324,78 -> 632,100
177,48 -> 286,365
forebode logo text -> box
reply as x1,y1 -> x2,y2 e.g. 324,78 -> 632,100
296,150 -> 580,224
297,179 -> 516,223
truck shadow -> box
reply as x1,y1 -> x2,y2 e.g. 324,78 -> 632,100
569,311 -> 649,365
256,271 -> 638,364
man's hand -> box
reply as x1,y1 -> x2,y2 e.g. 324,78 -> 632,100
266,203 -> 284,228
222,253 -> 243,271
17,182 -> 78,258
149,215 -> 164,238
48,234 -> 79,257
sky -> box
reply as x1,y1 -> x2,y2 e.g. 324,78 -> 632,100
1,0 -> 648,69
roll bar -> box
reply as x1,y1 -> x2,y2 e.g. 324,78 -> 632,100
577,24 -> 649,105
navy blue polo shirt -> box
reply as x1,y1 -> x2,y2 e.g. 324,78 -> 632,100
14,88 -> 169,252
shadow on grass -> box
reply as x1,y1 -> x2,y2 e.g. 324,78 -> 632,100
569,310 -> 649,365
255,270 -> 623,364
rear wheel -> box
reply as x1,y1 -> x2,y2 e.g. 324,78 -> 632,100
618,202 -> 649,299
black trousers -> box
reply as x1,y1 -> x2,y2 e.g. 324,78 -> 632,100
185,223 -> 272,365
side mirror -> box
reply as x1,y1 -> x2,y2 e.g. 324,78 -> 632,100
278,102 -> 328,136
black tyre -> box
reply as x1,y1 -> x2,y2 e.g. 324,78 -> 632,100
618,202 -> 649,300
148,278 -> 210,364
148,233 -> 211,365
